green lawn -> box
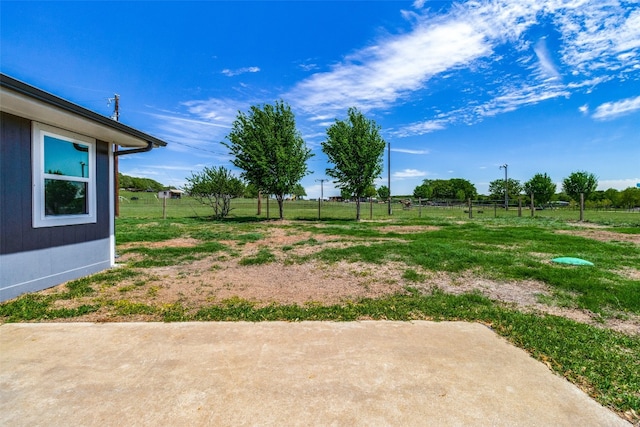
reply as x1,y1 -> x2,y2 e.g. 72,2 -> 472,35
1,201 -> 639,421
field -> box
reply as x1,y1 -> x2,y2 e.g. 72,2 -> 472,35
1,194 -> 639,422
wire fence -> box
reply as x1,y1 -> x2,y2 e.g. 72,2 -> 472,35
118,194 -> 639,221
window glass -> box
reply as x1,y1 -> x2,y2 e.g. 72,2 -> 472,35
33,122 -> 97,227
44,179 -> 88,215
44,136 -> 89,178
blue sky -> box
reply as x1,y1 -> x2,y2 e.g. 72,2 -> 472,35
2,0 -> 639,198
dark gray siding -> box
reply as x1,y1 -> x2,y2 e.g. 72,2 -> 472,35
0,111 -> 110,255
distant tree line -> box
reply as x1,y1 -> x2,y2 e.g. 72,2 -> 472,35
118,173 -> 165,192
409,171 -> 639,209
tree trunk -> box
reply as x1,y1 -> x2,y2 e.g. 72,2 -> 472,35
355,199 -> 361,221
276,194 -> 285,220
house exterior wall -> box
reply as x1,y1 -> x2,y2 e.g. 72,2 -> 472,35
0,111 -> 112,301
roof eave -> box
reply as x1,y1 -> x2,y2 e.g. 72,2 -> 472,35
0,73 -> 167,149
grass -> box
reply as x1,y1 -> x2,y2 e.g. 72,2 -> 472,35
1,208 -> 639,420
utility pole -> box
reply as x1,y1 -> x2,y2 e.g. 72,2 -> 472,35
109,94 -> 121,217
500,163 -> 508,210
315,179 -> 327,220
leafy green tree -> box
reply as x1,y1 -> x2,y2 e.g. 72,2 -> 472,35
620,187 -> 640,209
417,179 -> 476,200
523,173 -> 556,206
224,100 -> 313,219
340,188 -> 353,201
488,178 -> 523,201
377,185 -> 390,200
562,171 -> 598,203
118,173 -> 164,192
243,183 -> 259,199
603,188 -> 620,207
184,166 -> 245,219
322,108 -> 386,220
291,183 -> 307,200
413,180 -> 433,199
364,185 -> 377,199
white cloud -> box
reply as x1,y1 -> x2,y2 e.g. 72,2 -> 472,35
592,95 -> 640,120
391,148 -> 430,155
392,120 -> 446,137
555,5 -> 640,76
287,11 -> 494,114
147,98 -> 248,157
412,0 -> 426,9
285,0 -> 638,130
533,38 -> 561,81
597,178 -> 640,191
394,169 -> 428,178
579,104 -> 589,114
221,66 -> 260,77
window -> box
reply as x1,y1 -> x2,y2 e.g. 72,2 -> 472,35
33,123 -> 97,227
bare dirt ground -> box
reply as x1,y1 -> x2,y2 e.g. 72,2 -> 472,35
46,225 -> 640,335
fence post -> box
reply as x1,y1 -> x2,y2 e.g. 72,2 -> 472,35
419,197 -> 422,218
518,196 -> 522,217
580,193 -> 584,222
494,202 -> 497,218
530,193 -> 534,217
162,195 -> 167,220
318,197 -> 321,220
468,198 -> 472,219
370,197 -> 373,220
266,196 -> 270,220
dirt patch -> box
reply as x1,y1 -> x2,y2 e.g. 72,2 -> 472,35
377,225 -> 440,234
16,224 -> 640,335
555,229 -> 640,244
119,237 -> 201,250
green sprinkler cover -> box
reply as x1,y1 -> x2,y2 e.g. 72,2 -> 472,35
552,257 -> 594,266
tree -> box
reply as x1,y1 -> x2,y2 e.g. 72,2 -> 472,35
523,173 -> 556,206
340,188 -> 353,201
291,183 -> 307,200
322,108 -> 386,220
413,180 -> 433,199
603,188 -> 621,207
243,182 -> 259,199
118,173 -> 164,192
620,187 -> 640,209
414,179 -> 476,201
364,185 -> 377,199
184,166 -> 245,219
488,178 -> 523,202
562,171 -> 598,202
377,185 -> 390,201
224,100 -> 313,219
449,178 -> 477,201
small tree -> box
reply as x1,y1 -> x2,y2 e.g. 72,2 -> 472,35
243,183 -> 259,199
562,171 -> 598,202
364,185 -> 377,199
224,100 -> 313,219
488,178 -> 522,202
620,187 -> 640,209
413,180 -> 433,200
377,185 -> 390,201
322,108 -> 386,220
291,183 -> 307,200
184,166 -> 245,219
523,173 -> 556,207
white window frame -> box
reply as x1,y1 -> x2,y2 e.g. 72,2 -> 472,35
32,122 -> 97,227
